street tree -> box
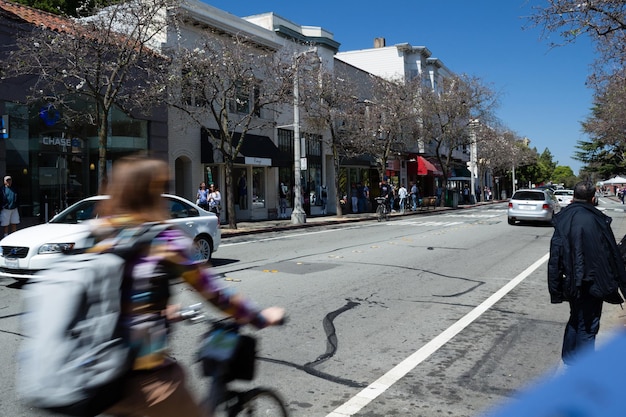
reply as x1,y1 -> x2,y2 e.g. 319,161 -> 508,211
476,127 -> 537,194
529,1 -> 626,177
419,73 -> 498,205
529,0 -> 626,79
351,75 -> 421,184
303,64 -> 367,217
552,165 -> 577,188
578,75 -> 626,175
4,0 -> 176,190
574,137 -> 625,179
166,34 -> 293,229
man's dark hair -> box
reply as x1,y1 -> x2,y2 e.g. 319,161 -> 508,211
573,181 -> 596,202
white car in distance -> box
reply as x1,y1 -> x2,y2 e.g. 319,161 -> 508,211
553,189 -> 574,207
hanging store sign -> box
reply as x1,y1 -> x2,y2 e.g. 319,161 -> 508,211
245,156 -> 271,166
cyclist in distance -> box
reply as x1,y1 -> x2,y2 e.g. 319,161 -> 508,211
379,178 -> 393,213
95,154 -> 285,417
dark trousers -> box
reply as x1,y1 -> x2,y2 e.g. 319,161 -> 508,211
562,283 -> 603,365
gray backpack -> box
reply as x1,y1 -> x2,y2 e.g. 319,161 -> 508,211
17,223 -> 168,416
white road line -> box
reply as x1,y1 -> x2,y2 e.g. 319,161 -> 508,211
326,252 -> 550,417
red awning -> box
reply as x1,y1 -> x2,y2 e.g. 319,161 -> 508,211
417,156 -> 438,176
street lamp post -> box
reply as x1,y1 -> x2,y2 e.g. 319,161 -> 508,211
469,119 -> 479,204
288,48 -> 320,225
291,58 -> 306,225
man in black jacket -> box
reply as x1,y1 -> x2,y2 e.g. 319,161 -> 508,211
548,181 -> 626,365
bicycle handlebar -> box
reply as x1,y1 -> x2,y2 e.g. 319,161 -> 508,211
178,303 -> 288,326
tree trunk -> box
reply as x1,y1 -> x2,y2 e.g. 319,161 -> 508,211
97,111 -> 109,193
332,146 -> 343,217
224,158 -> 236,229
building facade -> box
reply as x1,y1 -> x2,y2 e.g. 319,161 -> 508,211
0,0 -> 167,221
336,39 -> 472,200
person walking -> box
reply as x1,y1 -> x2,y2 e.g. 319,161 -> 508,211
410,182 -> 418,211
238,171 -> 247,209
1,175 -> 20,236
548,181 -> 626,366
320,185 -> 328,215
350,183 -> 358,213
279,181 -> 288,219
89,155 -> 285,417
397,183 -> 407,214
358,182 -> 369,213
196,182 -> 209,211
207,183 -> 221,217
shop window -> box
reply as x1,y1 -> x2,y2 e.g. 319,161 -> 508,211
252,167 -> 265,208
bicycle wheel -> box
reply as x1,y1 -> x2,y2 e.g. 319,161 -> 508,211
237,388 -> 289,417
376,204 -> 384,222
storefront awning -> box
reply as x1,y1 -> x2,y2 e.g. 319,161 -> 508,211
415,156 -> 443,176
201,129 -> 289,167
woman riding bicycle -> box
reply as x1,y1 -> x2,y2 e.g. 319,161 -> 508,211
94,154 -> 285,417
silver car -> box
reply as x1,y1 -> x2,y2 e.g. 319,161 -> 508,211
507,189 -> 561,225
0,194 -> 220,281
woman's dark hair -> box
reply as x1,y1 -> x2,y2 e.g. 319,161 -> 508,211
98,155 -> 170,222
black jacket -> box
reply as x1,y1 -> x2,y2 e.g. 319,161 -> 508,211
548,201 -> 626,304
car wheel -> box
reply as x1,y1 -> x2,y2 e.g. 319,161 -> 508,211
508,217 -> 515,225
192,236 -> 213,263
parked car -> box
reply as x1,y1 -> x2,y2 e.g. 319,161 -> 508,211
553,189 -> 574,206
507,189 -> 561,225
0,194 -> 220,282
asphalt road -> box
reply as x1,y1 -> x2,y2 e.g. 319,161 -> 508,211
1,198 -> 625,417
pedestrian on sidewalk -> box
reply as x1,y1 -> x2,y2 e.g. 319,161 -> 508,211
351,183 -> 358,213
196,182 -> 208,211
279,182 -> 288,218
397,183 -> 407,214
548,181 -> 626,366
410,182 -> 419,211
1,175 -> 20,236
207,183 -> 221,217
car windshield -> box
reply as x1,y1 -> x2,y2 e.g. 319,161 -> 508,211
50,200 -> 99,224
512,191 -> 545,201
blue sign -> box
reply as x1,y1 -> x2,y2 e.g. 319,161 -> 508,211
0,115 -> 7,139
39,104 -> 60,127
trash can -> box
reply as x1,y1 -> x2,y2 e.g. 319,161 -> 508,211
501,191 -> 507,200
268,208 -> 278,220
452,192 -> 459,208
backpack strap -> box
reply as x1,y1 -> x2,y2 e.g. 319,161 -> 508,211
111,222 -> 172,258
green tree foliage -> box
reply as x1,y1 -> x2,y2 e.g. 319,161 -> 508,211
552,166 -> 577,188
537,148 -> 557,183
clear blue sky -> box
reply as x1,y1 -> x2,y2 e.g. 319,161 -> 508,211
204,1 -> 597,176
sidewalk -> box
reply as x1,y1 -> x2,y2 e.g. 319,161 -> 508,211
220,200 -> 500,238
